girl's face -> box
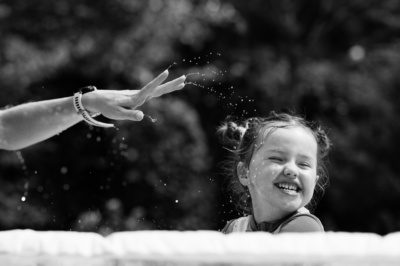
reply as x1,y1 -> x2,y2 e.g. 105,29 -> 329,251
239,126 -> 318,222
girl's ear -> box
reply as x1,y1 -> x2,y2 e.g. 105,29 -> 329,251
237,162 -> 249,186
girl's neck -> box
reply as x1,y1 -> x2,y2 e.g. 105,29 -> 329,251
252,206 -> 291,223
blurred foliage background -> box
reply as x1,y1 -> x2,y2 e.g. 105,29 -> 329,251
1,0 -> 400,235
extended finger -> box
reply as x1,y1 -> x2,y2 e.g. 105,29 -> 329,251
151,75 -> 186,98
130,70 -> 169,109
113,107 -> 144,121
137,70 -> 169,99
153,83 -> 185,98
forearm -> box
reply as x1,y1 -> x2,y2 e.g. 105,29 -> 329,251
0,97 -> 83,150
0,71 -> 186,151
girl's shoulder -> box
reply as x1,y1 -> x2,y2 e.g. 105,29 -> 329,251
275,212 -> 324,233
221,216 -> 250,234
221,211 -> 324,234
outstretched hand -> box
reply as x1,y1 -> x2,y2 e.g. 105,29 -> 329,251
82,70 -> 186,121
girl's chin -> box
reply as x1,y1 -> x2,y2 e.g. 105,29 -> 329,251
277,200 -> 304,213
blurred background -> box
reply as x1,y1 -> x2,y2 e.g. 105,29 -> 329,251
1,0 -> 400,235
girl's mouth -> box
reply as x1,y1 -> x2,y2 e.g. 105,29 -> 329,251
275,182 -> 300,195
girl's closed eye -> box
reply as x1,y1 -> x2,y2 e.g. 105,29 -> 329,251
269,156 -> 283,162
298,162 -> 311,168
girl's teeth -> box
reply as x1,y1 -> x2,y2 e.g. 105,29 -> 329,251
278,183 -> 298,192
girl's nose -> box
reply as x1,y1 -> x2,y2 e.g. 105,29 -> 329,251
283,165 -> 299,178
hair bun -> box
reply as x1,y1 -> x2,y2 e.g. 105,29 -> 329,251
314,126 -> 331,158
217,118 -> 247,150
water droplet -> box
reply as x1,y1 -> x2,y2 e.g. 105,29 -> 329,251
61,167 -> 68,174
168,62 -> 177,69
144,115 -> 157,122
186,72 -> 200,77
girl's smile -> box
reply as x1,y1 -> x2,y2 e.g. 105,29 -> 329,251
275,182 -> 301,195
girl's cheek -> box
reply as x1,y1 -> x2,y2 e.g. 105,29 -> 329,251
249,169 -> 263,185
305,175 -> 318,192
249,171 -> 260,184
269,165 -> 282,178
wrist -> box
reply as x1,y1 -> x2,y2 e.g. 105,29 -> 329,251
81,91 -> 98,114
73,86 -> 114,128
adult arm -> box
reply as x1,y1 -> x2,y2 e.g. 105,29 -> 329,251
0,70 -> 185,150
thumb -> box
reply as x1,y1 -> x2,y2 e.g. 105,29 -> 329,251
117,109 -> 144,121
129,110 -> 144,121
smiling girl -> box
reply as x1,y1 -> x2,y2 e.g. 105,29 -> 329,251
219,112 -> 331,233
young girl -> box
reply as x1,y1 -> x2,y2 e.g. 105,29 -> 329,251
218,111 -> 331,233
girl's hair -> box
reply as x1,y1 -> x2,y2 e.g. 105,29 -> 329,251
217,111 -> 331,214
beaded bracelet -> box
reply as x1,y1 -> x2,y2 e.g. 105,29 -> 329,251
73,86 -> 114,128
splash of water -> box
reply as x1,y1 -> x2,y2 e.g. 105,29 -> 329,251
145,115 -> 157,123
167,62 -> 177,70
172,52 -> 258,116
15,151 -> 30,203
